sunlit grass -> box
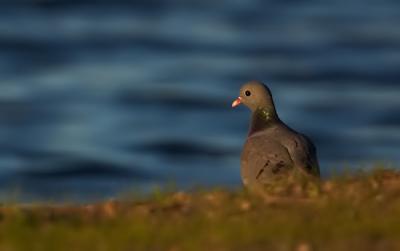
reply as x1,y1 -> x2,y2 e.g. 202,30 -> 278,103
1,167 -> 400,251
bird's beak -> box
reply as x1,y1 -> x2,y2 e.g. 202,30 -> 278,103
231,97 -> 242,108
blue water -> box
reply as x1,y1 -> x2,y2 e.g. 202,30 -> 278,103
0,1 -> 399,201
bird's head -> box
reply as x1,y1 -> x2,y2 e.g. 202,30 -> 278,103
232,80 -> 275,113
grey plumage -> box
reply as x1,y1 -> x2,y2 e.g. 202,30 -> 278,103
232,81 -> 320,191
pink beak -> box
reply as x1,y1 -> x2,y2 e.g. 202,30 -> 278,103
231,97 -> 242,108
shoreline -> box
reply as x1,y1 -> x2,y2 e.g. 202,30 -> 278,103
0,168 -> 400,250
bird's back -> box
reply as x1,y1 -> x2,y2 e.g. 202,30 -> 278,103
241,124 -> 320,190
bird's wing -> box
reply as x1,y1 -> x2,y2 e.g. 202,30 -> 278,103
285,133 -> 320,176
241,135 -> 295,186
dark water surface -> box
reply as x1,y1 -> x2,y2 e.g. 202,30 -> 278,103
0,1 -> 399,201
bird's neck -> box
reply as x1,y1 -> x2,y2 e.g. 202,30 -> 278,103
248,108 -> 279,136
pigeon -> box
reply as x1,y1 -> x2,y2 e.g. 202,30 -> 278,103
232,81 -> 320,191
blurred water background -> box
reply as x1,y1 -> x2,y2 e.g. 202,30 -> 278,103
0,0 -> 399,201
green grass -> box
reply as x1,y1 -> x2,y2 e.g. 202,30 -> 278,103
1,168 -> 400,251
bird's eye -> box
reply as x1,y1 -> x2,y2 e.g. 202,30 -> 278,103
245,90 -> 251,96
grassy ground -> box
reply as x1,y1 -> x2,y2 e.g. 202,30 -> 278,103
1,169 -> 400,251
